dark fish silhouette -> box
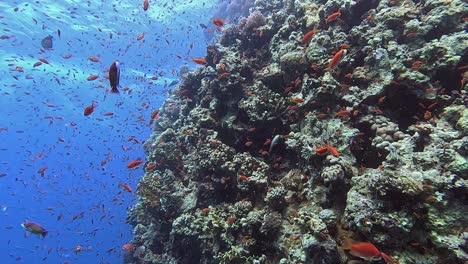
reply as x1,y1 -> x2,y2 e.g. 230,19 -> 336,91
21,221 -> 48,237
41,35 -> 53,49
109,60 -> 120,94
168,80 -> 179,87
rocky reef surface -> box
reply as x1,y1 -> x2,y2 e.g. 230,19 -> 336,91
125,0 -> 468,263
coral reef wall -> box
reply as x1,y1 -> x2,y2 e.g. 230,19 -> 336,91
126,0 -> 468,263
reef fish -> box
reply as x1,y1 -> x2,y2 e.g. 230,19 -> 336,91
269,135 -> 283,153
87,75 -> 99,81
192,58 -> 208,65
83,102 -> 96,116
122,243 -> 134,251
21,221 -> 48,237
301,25 -> 318,45
109,60 -> 120,94
41,35 -> 53,49
212,18 -> 224,27
342,239 -> 398,263
119,183 -> 132,193
127,160 -> 143,169
327,49 -> 346,71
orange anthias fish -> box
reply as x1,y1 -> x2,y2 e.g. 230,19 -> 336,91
192,58 -> 208,65
327,49 -> 347,71
83,102 -> 96,116
326,144 -> 339,157
325,7 -> 344,23
127,159 -> 143,169
143,0 -> 149,11
122,243 -> 134,251
150,109 -> 159,119
301,25 -> 318,45
239,175 -> 249,182
88,56 -> 100,62
342,239 -> 399,263
119,183 -> 132,193
87,75 -> 99,81
315,146 -> 329,155
212,18 -> 224,27
335,109 -> 350,117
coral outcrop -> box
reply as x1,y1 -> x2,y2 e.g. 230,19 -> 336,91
126,0 -> 468,263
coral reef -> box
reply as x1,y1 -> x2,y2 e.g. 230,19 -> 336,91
127,0 -> 468,263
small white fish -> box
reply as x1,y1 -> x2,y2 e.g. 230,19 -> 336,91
269,135 -> 283,153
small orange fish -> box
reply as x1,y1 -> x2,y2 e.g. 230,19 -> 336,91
88,56 -> 100,62
63,54 -> 72,59
342,239 -> 380,260
103,112 -> 114,116
33,61 -> 42,67
127,159 -> 143,169
119,183 -> 132,193
192,58 -> 208,65
212,18 -> 224,27
226,216 -> 236,225
327,49 -> 347,71
143,0 -> 149,11
150,109 -> 159,119
83,103 -> 96,116
87,75 -> 99,81
239,175 -> 249,182
301,25 -> 318,45
290,97 -> 304,103
378,96 -> 386,104
122,243 -> 134,251
137,33 -> 145,40
317,113 -> 328,119
217,72 -> 230,79
325,7 -> 343,23
145,163 -> 157,171
315,146 -> 329,155
335,109 -> 350,117
37,167 -> 48,176
342,239 -> 399,263
326,144 -> 339,157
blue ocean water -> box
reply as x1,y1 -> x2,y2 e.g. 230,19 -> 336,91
0,0 -> 217,263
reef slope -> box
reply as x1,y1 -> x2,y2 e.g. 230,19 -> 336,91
126,0 -> 468,263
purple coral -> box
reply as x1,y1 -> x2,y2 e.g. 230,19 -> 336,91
241,11 -> 266,31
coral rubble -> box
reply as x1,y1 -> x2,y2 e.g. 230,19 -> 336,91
127,0 -> 468,263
